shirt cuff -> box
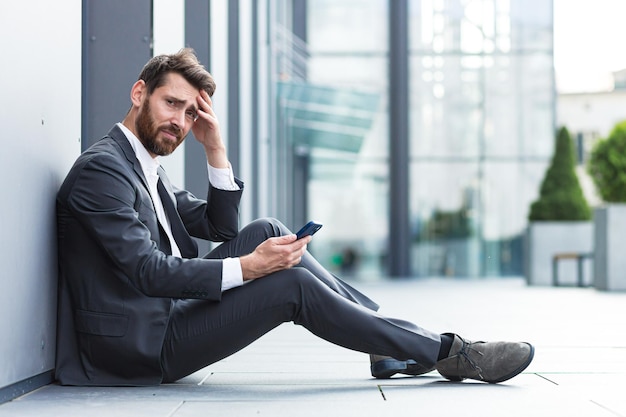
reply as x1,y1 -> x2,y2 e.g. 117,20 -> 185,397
208,163 -> 240,191
221,257 -> 244,292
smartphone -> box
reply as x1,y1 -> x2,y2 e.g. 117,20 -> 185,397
295,221 -> 323,239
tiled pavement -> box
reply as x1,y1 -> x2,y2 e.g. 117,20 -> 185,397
1,278 -> 624,416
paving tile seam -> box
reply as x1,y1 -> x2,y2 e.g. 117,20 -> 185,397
165,401 -> 185,417
577,396 -> 624,417
174,395 -> 383,404
535,373 -> 559,385
376,385 -> 387,401
588,400 -> 625,417
535,372 -> 626,375
198,383 -> 383,387
529,375 -> 626,417
535,346 -> 626,349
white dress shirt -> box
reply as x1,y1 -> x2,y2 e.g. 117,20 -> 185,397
117,123 -> 243,292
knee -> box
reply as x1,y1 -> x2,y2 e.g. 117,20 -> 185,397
279,267 -> 325,295
270,267 -> 317,291
247,217 -> 291,238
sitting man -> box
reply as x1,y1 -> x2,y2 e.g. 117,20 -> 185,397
55,48 -> 534,386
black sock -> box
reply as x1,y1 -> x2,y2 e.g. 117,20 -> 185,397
437,333 -> 455,361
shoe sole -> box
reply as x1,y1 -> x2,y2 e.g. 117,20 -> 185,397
371,358 -> 434,379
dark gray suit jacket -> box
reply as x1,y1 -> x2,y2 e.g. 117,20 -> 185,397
55,125 -> 243,385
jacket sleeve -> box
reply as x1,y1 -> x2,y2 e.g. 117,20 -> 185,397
162,174 -> 244,242
60,152 -> 241,301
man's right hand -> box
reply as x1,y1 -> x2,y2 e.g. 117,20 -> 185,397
239,234 -> 312,280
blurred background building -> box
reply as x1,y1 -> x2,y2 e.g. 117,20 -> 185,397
557,71 -> 626,208
306,0 -> 555,277
247,0 -> 555,279
77,0 -> 557,280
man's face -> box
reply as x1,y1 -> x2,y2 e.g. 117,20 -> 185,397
135,73 -> 200,157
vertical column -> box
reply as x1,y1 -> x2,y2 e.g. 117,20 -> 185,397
388,0 -> 410,277
184,0 -> 212,195
185,0 -> 212,255
82,0 -> 152,150
228,0 -> 241,174
291,0 -> 309,229
250,0 -> 260,219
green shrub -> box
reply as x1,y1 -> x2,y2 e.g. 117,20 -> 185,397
420,207 -> 472,240
587,119 -> 626,202
528,126 -> 591,221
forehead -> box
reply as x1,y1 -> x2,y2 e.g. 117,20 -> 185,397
154,72 -> 200,101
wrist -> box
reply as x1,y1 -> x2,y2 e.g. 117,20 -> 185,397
204,146 -> 229,169
239,254 -> 256,281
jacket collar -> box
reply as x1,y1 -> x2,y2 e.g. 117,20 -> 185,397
107,124 -> 150,191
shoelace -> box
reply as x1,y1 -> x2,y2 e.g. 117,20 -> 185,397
455,338 -> 485,380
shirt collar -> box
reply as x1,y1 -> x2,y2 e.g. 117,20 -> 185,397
117,122 -> 160,178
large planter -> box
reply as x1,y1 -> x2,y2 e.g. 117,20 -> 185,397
593,204 -> 626,291
524,222 -> 593,286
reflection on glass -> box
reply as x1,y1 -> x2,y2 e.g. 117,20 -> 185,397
291,0 -> 553,279
302,0 -> 390,279
409,0 -> 554,277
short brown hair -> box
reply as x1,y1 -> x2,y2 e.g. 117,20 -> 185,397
137,48 -> 216,97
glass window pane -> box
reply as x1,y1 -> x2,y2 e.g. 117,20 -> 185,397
308,0 -> 388,53
308,56 -> 387,91
484,53 -> 554,157
409,0 -> 552,53
305,0 -> 389,278
308,158 -> 388,279
410,162 -> 481,277
408,0 -> 554,277
410,55 -> 483,158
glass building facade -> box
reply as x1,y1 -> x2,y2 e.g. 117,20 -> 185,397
79,0 -> 555,280
265,0 -> 554,279
190,0 -> 553,280
406,0 -> 554,277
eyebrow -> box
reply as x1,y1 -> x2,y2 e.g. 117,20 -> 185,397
166,96 -> 198,112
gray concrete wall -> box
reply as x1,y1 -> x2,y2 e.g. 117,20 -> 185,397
594,205 -> 626,291
0,0 -> 81,390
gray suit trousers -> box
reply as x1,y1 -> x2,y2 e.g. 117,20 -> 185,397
160,218 -> 441,382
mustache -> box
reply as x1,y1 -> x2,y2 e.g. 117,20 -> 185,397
161,124 -> 182,139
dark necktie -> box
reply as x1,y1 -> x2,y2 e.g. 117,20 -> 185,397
156,177 -> 198,258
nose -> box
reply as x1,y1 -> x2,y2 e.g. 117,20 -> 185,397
170,109 -> 186,129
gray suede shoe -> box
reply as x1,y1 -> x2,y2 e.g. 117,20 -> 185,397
370,354 -> 435,379
435,334 -> 534,383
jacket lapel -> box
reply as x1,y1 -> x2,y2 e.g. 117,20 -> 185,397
106,125 -> 197,258
107,125 -> 151,194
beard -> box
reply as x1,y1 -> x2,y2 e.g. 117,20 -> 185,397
135,99 -> 185,156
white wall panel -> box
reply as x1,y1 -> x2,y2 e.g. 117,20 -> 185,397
154,0 -> 187,188
0,0 -> 81,388
210,0 -> 229,145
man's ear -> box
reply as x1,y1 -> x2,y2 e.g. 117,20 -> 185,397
130,80 -> 147,107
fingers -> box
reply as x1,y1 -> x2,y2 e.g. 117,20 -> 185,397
241,233 -> 314,281
260,236 -> 309,267
275,233 -> 297,243
272,234 -> 311,251
191,90 -> 221,144
197,90 -> 214,114
281,237 -> 309,268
